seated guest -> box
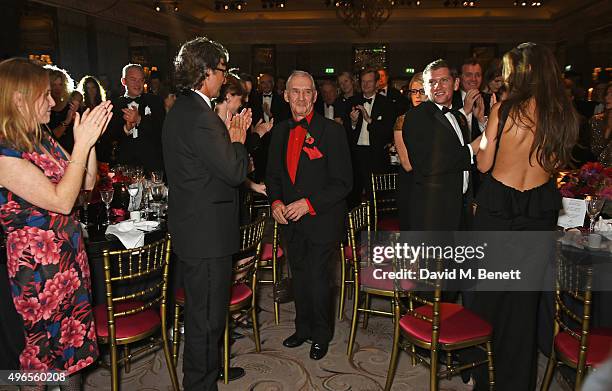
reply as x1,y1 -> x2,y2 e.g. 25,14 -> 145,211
0,57 -> 112,390
46,65 -> 78,153
104,64 -> 165,172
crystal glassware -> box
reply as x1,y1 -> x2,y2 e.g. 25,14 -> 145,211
151,170 -> 164,184
585,195 -> 605,233
127,183 -> 139,212
100,189 -> 115,226
150,184 -> 165,222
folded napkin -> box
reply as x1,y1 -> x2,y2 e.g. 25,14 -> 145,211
594,218 -> 612,240
105,220 -> 159,249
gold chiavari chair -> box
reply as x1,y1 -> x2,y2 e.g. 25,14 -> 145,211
540,248 -> 612,391
384,257 -> 494,391
257,218 -> 285,325
95,234 -> 179,391
172,216 -> 266,384
345,202 -> 413,358
371,172 -> 400,232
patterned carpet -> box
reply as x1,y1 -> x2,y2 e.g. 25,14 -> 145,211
76,283 -> 569,391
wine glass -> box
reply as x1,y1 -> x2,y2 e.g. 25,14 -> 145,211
77,190 -> 91,226
151,170 -> 164,184
585,195 -> 605,233
100,189 -> 115,226
150,184 -> 165,222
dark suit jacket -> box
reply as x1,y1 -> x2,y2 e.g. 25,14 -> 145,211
345,94 -> 395,173
404,101 -> 473,230
105,93 -> 165,172
162,91 -> 249,259
265,112 -> 352,244
382,86 -> 410,118
251,92 -> 290,126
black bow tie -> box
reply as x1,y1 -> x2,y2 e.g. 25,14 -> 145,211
325,103 -> 333,109
441,106 -> 456,115
124,96 -> 141,104
289,118 -> 309,130
363,97 -> 373,105
263,93 -> 272,98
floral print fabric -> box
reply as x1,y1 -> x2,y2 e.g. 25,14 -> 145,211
0,134 -> 98,374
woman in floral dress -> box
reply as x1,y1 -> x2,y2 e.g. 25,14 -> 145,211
0,58 -> 112,390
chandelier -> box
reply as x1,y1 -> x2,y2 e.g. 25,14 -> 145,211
326,0 -> 395,37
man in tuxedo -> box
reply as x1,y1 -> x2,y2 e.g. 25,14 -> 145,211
266,70 -> 352,361
346,68 -> 395,207
377,68 -> 410,118
452,59 -> 490,142
404,59 -> 481,231
316,80 -> 343,123
162,37 -> 249,391
105,64 -> 165,172
250,73 -> 290,182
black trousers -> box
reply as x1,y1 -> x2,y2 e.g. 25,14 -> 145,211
180,256 -> 232,391
286,235 -> 337,345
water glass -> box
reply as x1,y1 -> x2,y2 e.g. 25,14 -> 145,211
585,195 -> 605,233
100,189 -> 115,226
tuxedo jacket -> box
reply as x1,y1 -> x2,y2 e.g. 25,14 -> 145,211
250,92 -> 290,126
345,94 -> 395,173
106,93 -> 165,172
403,101 -> 473,230
162,91 -> 249,259
265,112 -> 352,244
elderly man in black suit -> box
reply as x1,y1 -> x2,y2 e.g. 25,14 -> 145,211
103,64 -> 165,172
162,37 -> 250,391
403,59 -> 482,231
266,70 -> 352,361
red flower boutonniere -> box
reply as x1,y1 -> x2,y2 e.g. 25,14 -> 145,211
305,131 -> 315,145
303,145 -> 323,160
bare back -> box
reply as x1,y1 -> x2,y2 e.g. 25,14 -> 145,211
491,102 -> 551,191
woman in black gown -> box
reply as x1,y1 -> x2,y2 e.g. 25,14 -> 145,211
469,43 -> 579,390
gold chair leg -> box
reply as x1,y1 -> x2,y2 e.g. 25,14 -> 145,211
252,305 -> 261,353
384,302 -> 401,391
110,343 -> 119,391
347,282 -> 360,357
410,343 -> 417,366
486,340 -> 495,391
445,351 -> 452,380
223,314 -> 230,385
172,303 -> 181,367
338,245 -> 346,320
162,309 -> 181,391
272,249 -> 280,325
124,345 -> 131,373
430,348 -> 439,391
362,292 -> 370,329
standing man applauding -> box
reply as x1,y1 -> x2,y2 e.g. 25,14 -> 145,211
266,70 -> 352,361
163,37 -> 249,391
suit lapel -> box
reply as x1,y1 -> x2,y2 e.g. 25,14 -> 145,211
281,121 -> 291,177
430,103 -> 457,141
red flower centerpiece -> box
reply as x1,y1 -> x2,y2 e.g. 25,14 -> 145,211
559,162 -> 612,199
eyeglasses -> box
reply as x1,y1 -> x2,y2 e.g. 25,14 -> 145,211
214,67 -> 228,77
409,88 -> 426,95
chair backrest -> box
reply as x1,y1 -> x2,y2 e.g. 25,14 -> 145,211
233,216 -> 267,287
347,201 -> 371,267
370,172 -> 397,228
101,234 -> 173,331
553,250 -> 594,371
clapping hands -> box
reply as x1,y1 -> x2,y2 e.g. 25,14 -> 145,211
73,101 -> 113,149
226,107 -> 252,144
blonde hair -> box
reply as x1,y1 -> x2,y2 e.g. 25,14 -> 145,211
45,64 -> 74,103
0,58 -> 49,152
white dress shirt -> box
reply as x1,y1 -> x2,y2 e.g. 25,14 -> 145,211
324,103 -> 335,120
435,103 -> 473,194
356,95 -> 375,146
262,94 -> 272,122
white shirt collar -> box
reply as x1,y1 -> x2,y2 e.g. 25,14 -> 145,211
192,89 -> 212,108
461,89 -> 467,102
434,102 -> 453,111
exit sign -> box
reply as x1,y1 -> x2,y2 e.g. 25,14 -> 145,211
325,68 -> 335,74
405,67 -> 415,74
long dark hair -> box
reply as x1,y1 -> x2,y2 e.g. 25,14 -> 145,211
77,75 -> 106,109
502,42 -> 578,173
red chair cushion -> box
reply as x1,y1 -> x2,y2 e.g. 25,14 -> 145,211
94,300 -> 160,340
377,217 -> 400,232
175,288 -> 185,303
230,283 -> 252,306
344,245 -> 353,261
555,328 -> 612,367
400,303 -> 492,345
261,243 -> 284,261
176,285 -> 252,307
359,264 -> 415,292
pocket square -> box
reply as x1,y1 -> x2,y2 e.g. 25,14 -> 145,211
127,101 -> 139,110
303,146 -> 323,160
377,115 -> 383,120
144,106 -> 151,115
